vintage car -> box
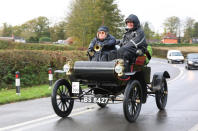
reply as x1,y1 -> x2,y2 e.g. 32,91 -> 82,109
51,46 -> 170,122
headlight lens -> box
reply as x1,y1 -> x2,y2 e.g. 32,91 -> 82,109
115,65 -> 123,74
63,64 -> 70,73
188,61 -> 193,64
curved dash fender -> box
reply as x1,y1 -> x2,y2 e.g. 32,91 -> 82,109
151,71 -> 170,91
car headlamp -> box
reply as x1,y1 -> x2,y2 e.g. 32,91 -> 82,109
188,61 -> 193,64
63,64 -> 70,73
115,65 -> 123,74
63,61 -> 72,75
115,59 -> 124,77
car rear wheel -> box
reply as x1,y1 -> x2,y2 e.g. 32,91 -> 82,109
51,79 -> 74,117
123,80 -> 142,122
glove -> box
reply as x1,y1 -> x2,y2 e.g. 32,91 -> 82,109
136,49 -> 143,56
88,48 -> 93,52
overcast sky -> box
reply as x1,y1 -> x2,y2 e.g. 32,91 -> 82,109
0,0 -> 198,32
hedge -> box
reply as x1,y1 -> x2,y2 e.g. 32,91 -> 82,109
0,50 -> 87,89
152,47 -> 198,58
150,43 -> 198,47
0,40 -> 78,51
39,37 -> 51,43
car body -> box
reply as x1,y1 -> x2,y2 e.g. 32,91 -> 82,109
51,52 -> 170,122
185,53 -> 198,70
53,40 -> 65,44
167,50 -> 184,64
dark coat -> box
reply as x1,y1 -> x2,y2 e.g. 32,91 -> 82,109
121,14 -> 147,53
88,34 -> 116,51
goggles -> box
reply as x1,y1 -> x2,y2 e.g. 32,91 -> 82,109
98,31 -> 106,35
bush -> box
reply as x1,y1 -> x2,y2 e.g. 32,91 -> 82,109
39,37 -> 51,43
0,40 -> 79,51
150,43 -> 198,47
0,50 -> 87,89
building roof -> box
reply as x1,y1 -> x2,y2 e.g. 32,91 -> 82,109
163,32 -> 177,39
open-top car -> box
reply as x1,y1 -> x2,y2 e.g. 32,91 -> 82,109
51,48 -> 170,122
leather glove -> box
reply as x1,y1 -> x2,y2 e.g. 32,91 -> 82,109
88,48 -> 93,52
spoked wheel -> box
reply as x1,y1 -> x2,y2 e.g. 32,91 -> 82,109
155,78 -> 168,110
51,79 -> 74,117
123,80 -> 142,122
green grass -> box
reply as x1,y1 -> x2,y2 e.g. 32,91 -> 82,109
0,85 -> 51,105
0,84 -> 88,105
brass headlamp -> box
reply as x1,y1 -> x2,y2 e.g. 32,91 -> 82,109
115,59 -> 125,77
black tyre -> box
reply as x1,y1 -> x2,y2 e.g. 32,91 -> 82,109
123,80 -> 142,122
97,103 -> 107,108
155,78 -> 168,110
51,79 -> 74,117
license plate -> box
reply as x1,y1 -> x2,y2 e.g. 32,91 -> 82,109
83,96 -> 108,104
72,82 -> 79,93
195,64 -> 198,66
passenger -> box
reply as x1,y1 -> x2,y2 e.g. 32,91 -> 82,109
109,14 -> 148,70
88,26 -> 116,61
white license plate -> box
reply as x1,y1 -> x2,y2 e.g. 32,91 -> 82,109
83,97 -> 108,104
72,82 -> 79,93
195,64 -> 198,66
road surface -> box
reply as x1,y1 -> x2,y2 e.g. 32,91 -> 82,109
0,58 -> 198,131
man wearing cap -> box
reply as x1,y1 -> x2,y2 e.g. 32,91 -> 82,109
88,26 -> 116,61
109,14 -> 148,70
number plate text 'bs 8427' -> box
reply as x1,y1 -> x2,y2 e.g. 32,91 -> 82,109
83,97 -> 108,104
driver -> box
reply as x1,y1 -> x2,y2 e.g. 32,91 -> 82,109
109,14 -> 148,71
88,26 -> 116,61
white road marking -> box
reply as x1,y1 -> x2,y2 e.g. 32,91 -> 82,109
167,66 -> 184,83
154,60 -> 185,84
0,104 -> 96,131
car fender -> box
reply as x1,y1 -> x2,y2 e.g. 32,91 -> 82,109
151,71 -> 170,91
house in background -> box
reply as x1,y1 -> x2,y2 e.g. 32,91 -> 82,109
190,37 -> 198,44
0,36 -> 14,41
0,36 -> 26,43
161,32 -> 178,44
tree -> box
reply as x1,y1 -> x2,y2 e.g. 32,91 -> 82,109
12,25 -> 23,36
183,17 -> 195,42
50,21 -> 67,42
163,16 -> 180,35
66,0 -> 124,47
20,16 -> 50,42
193,22 -> 198,37
153,32 -> 162,42
1,23 -> 13,37
142,22 -> 154,42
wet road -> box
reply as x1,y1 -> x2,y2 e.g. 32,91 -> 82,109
0,58 -> 198,131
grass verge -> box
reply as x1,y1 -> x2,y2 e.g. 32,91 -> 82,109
0,85 -> 51,105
